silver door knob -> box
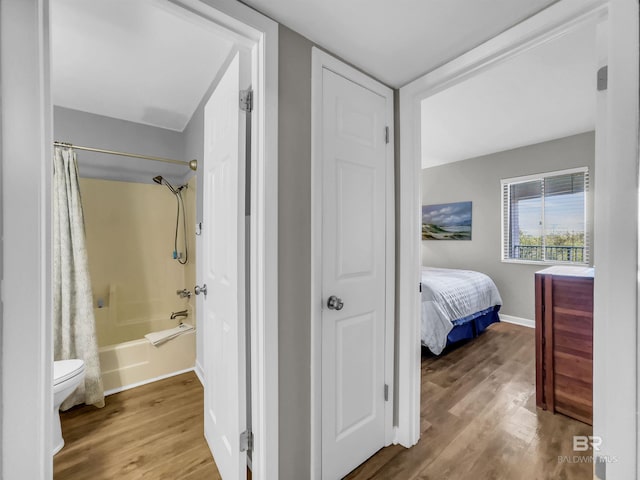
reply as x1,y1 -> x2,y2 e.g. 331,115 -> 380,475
194,284 -> 207,296
327,295 -> 344,311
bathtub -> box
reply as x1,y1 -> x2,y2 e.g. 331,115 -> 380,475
99,328 -> 196,394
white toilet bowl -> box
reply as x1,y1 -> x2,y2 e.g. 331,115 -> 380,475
53,359 -> 85,455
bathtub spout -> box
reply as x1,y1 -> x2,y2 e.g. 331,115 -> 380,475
170,310 -> 188,320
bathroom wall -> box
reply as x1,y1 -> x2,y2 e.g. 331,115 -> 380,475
183,67 -> 209,376
54,104 -> 198,347
183,175 -> 197,323
54,106 -> 186,184
79,177 -> 196,347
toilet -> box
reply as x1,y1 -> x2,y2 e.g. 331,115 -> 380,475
53,359 -> 85,455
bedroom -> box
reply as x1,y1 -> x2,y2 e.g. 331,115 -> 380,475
412,19 -> 595,478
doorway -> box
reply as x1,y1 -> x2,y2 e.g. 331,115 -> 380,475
397,0 -> 639,478
0,1 -> 278,479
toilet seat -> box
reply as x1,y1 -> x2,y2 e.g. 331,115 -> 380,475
54,359 -> 85,386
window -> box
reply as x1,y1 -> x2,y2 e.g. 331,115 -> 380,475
502,167 -> 589,264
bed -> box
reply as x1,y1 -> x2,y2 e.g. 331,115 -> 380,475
421,267 -> 502,355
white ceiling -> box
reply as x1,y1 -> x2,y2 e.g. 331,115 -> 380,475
420,24 -> 596,168
242,0 -> 558,87
50,0 -> 593,175
51,0 -> 234,132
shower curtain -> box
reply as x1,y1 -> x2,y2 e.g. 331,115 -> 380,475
53,146 -> 105,409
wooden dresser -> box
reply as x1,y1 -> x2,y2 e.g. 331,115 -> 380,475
535,266 -> 594,425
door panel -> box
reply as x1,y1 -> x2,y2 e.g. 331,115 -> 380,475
336,160 -> 376,278
335,312 -> 376,438
321,68 -> 388,480
202,50 -> 248,480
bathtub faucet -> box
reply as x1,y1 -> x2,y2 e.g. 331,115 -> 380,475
171,310 -> 189,320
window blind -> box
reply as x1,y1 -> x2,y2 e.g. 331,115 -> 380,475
502,168 -> 588,264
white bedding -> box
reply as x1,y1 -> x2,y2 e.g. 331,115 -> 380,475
421,267 -> 502,355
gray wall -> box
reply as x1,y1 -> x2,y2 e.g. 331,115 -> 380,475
183,100 -> 204,223
421,131 -> 595,321
276,26 -> 402,479
53,106 -> 186,185
278,25 -> 313,480
182,81 -> 206,376
182,50 -> 238,225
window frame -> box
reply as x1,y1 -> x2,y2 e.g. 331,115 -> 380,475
501,166 -> 590,266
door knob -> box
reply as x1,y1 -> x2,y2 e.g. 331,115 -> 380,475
194,284 -> 207,296
327,295 -> 344,311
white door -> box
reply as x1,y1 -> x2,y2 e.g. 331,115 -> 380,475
201,51 -> 249,480
321,68 -> 389,480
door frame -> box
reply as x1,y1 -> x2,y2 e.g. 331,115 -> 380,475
398,0 -> 639,477
0,1 -> 279,479
310,47 -> 396,479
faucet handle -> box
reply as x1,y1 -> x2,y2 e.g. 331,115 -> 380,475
176,289 -> 192,298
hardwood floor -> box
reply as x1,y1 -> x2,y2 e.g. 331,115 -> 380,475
55,323 -> 591,480
54,372 -> 221,480
345,322 -> 593,480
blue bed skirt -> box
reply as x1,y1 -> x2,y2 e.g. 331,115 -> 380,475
446,305 -> 501,345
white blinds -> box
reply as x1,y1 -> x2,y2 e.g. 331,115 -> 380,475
502,168 -> 588,264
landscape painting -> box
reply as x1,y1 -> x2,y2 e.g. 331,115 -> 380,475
422,201 -> 472,240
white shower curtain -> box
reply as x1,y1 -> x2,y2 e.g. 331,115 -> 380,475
53,146 -> 105,409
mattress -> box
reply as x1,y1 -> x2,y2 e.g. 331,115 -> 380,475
421,267 -> 502,354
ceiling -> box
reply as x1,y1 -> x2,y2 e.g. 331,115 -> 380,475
242,0 -> 559,87
50,0 -> 591,176
51,0 -> 234,132
420,24 -> 596,168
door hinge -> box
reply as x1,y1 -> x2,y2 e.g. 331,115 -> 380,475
384,384 -> 389,402
195,222 -> 202,236
240,429 -> 253,452
240,89 -> 253,112
385,126 -> 390,144
597,65 -> 608,91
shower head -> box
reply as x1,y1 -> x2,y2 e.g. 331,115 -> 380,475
152,175 -> 178,195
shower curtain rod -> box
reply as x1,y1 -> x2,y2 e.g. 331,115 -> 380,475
53,141 -> 198,171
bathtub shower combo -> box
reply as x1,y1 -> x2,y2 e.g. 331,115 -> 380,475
97,174 -> 197,394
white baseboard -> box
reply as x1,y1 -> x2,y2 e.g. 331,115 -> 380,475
104,367 -> 195,397
500,314 -> 535,329
194,360 -> 205,387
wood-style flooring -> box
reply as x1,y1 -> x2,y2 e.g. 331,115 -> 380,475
54,372 -> 221,480
345,322 -> 593,480
55,322 -> 592,480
